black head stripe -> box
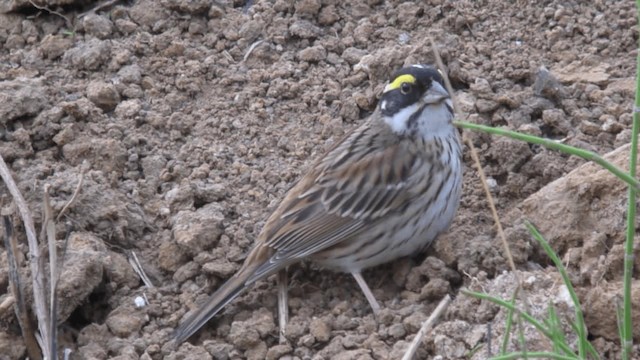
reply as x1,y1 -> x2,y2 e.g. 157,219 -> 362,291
390,64 -> 444,88
380,64 -> 444,117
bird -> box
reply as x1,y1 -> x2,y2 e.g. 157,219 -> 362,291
172,64 -> 463,344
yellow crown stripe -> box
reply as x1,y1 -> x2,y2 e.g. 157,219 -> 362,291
384,74 -> 416,93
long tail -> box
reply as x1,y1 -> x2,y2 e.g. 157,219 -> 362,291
171,265 -> 257,344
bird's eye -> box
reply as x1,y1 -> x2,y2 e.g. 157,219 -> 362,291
400,82 -> 412,94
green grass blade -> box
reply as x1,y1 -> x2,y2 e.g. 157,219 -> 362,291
454,121 -> 640,192
500,289 -> 518,355
622,4 -> 640,359
525,222 -> 588,358
462,289 -> 578,357
547,304 -> 565,354
489,352 -> 578,360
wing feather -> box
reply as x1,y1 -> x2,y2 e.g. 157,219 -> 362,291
259,123 -> 423,266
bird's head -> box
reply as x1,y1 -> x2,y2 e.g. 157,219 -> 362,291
379,64 -> 454,137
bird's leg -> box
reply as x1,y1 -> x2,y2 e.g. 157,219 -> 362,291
351,272 -> 381,314
277,268 -> 289,344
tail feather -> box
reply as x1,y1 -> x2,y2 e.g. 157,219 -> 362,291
171,269 -> 254,344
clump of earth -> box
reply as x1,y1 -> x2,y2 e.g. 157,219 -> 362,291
0,0 -> 639,359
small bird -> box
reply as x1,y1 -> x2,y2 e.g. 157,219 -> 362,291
172,64 -> 463,344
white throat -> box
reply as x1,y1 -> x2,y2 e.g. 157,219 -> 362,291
382,98 -> 454,139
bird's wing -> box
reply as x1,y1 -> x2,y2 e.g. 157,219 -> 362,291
262,126 -> 426,261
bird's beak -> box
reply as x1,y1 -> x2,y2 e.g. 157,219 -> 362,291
422,81 -> 450,104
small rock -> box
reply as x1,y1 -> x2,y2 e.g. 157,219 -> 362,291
63,38 -> 111,70
396,2 -> 423,28
79,343 -> 107,360
194,182 -> 227,202
333,349 -> 373,360
40,34 -> 73,59
208,3 -> 225,18
0,78 -> 48,124
419,278 -> 450,300
585,281 -> 640,342
342,47 -> 367,65
104,251 -> 140,288
600,114 -> 624,134
203,341 -> 233,360
115,99 -> 142,119
294,0 -> 321,18
297,45 -> 327,62
318,5 -> 340,25
229,322 -> 261,350
579,119 -> 601,136
158,240 -> 188,272
105,304 -> 147,337
83,13 -> 114,39
289,20 -> 322,39
117,64 -> 143,84
53,126 -> 75,146
162,0 -> 211,14
402,311 -> 427,333
172,203 -> 225,255
172,261 -> 200,283
115,19 -> 138,34
62,138 -> 127,173
388,323 -> 406,339
245,342 -> 267,360
87,81 -> 121,111
542,108 -> 571,134
202,260 -> 237,278
334,314 -> 358,330
0,332 -> 26,359
475,99 -> 499,113
56,232 -> 107,322
350,3 -> 371,18
554,63 -> 610,85
284,317 -> 309,341
310,317 -> 331,342
266,344 -> 292,360
470,77 -> 493,95
171,343 -> 213,360
239,20 -> 264,42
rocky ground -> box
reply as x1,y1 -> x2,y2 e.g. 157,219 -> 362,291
0,0 -> 639,359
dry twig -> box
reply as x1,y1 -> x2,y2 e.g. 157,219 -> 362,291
401,295 -> 452,360
0,154 -> 52,359
128,251 -> 155,288
56,162 -> 87,222
28,0 -> 71,29
3,216 -> 41,360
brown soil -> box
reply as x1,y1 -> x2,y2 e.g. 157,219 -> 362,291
1,0 -> 639,359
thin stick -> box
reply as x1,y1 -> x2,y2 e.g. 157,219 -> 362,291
0,295 -> 15,314
42,185 -> 58,358
28,0 -> 71,28
78,0 -> 120,18
3,216 -> 42,360
56,163 -> 87,222
128,251 -> 155,288
0,155 -> 52,358
401,295 -> 452,360
243,40 -> 264,62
